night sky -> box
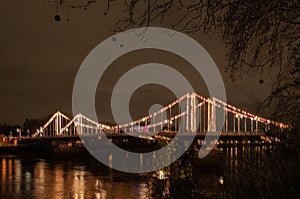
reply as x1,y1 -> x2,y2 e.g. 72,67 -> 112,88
0,1 -> 275,125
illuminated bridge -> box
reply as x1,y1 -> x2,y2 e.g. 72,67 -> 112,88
28,92 -> 287,143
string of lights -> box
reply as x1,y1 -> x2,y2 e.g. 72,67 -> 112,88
35,92 -> 289,137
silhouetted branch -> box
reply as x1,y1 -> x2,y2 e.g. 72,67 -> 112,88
49,0 -> 300,125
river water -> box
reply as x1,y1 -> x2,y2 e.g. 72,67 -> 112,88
0,145 -> 268,198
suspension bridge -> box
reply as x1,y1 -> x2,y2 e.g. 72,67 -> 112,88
22,92 -> 287,147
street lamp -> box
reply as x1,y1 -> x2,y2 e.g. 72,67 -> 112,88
16,128 -> 22,138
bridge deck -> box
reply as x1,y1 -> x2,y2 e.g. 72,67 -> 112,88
22,131 -> 265,142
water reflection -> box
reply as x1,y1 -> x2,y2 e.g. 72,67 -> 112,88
94,178 -> 107,199
33,161 -> 45,198
0,144 -> 274,198
0,156 -> 147,199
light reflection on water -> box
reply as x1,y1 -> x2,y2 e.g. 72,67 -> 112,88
0,157 -> 147,199
0,145 -> 267,198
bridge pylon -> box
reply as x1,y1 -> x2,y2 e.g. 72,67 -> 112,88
207,97 -> 216,132
190,93 -> 197,132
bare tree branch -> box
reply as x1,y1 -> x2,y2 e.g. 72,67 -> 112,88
49,0 -> 300,125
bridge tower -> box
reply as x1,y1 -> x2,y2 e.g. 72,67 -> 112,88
190,93 -> 197,132
186,93 -> 190,132
207,97 -> 216,132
